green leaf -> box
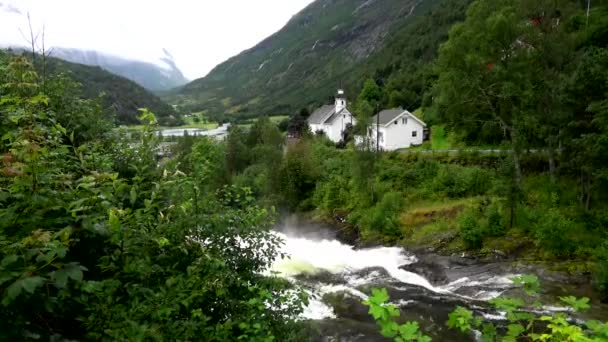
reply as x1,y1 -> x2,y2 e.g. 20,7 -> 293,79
21,276 -> 44,293
370,288 -> 390,304
398,321 -> 420,340
490,297 -> 524,312
506,323 -> 525,338
0,255 -> 18,267
52,270 -> 69,288
559,296 -> 590,312
130,187 -> 137,206
65,263 -> 84,282
447,307 -> 474,332
4,279 -> 23,304
512,274 -> 540,295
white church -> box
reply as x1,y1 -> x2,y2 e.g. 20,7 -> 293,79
307,89 -> 357,143
308,89 -> 427,149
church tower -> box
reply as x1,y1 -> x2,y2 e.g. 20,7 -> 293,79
335,89 -> 346,112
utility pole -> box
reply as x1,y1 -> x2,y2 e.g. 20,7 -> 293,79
376,103 -> 380,154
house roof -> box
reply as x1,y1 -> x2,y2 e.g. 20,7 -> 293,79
308,105 -> 335,125
371,109 -> 405,125
371,109 -> 427,127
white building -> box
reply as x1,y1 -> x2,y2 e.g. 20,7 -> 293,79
364,109 -> 427,151
308,89 -> 357,143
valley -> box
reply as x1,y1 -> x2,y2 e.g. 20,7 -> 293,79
1,0 -> 607,341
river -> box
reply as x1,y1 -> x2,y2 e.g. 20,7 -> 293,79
271,216 -> 608,341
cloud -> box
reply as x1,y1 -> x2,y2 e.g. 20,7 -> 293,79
3,3 -> 22,15
0,0 -> 315,79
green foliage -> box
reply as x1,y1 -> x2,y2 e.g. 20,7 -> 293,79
38,51 -> 180,125
0,56 -> 305,341
444,275 -> 607,342
594,242 -> 608,300
534,205 -> 577,257
484,201 -> 505,236
364,288 -> 432,342
278,141 -> 319,210
458,208 -> 483,249
357,192 -> 404,239
367,277 -> 608,342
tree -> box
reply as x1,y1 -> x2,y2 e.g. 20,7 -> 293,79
435,0 -> 539,185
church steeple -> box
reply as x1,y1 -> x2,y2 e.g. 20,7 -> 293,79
335,89 -> 346,112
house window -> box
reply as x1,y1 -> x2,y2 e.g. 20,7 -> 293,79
394,120 -> 398,125
402,117 -> 408,125
378,132 -> 384,142
412,131 -> 418,137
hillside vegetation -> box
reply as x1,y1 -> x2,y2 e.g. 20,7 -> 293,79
41,55 -> 180,125
169,0 -> 448,120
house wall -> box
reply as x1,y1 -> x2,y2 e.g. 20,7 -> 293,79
367,126 -> 388,150
383,117 -> 424,150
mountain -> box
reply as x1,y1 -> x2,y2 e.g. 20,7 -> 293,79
50,48 -> 189,92
170,0 -> 470,120
42,54 -> 180,125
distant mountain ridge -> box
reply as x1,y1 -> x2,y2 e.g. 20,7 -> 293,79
170,0 -> 446,119
38,53 -> 180,125
50,47 -> 189,92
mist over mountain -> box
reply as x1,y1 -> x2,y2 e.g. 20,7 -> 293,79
50,47 -> 189,92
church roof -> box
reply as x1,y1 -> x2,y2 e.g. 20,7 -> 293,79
325,108 -> 350,124
308,105 -> 335,125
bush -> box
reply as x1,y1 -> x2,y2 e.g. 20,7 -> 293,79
431,165 -> 491,198
357,192 -> 404,239
595,242 -> 608,300
485,202 -> 506,236
458,208 -> 483,249
534,207 -> 577,257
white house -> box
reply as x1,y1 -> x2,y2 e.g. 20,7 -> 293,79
308,90 -> 357,143
364,109 -> 427,151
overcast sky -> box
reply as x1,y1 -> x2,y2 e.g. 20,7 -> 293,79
0,0 -> 315,79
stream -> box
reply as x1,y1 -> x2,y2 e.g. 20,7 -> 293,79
271,216 -> 608,341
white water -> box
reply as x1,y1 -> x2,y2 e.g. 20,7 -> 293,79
270,232 -> 517,320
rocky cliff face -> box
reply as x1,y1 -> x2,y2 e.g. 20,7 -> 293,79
51,48 -> 189,92
172,0 -> 441,118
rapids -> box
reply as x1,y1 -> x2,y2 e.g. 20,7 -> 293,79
270,217 -> 606,341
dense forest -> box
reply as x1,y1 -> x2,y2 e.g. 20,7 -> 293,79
1,0 -> 608,340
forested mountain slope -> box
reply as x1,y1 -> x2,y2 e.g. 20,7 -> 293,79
171,0 -> 450,119
42,54 -> 180,125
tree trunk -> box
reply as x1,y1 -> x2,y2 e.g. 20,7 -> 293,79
511,130 -> 523,188
548,138 -> 557,183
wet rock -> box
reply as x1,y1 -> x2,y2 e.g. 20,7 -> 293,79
352,267 -> 392,281
399,260 -> 449,285
306,319 -> 386,342
321,291 -> 373,322
295,270 -> 346,285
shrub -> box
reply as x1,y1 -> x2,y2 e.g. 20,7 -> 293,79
358,192 -> 404,239
534,207 -> 577,257
458,208 -> 483,249
485,202 -> 506,236
594,242 -> 608,300
431,165 -> 491,198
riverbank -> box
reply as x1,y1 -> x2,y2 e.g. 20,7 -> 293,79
274,215 -> 608,341
298,209 -> 602,305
